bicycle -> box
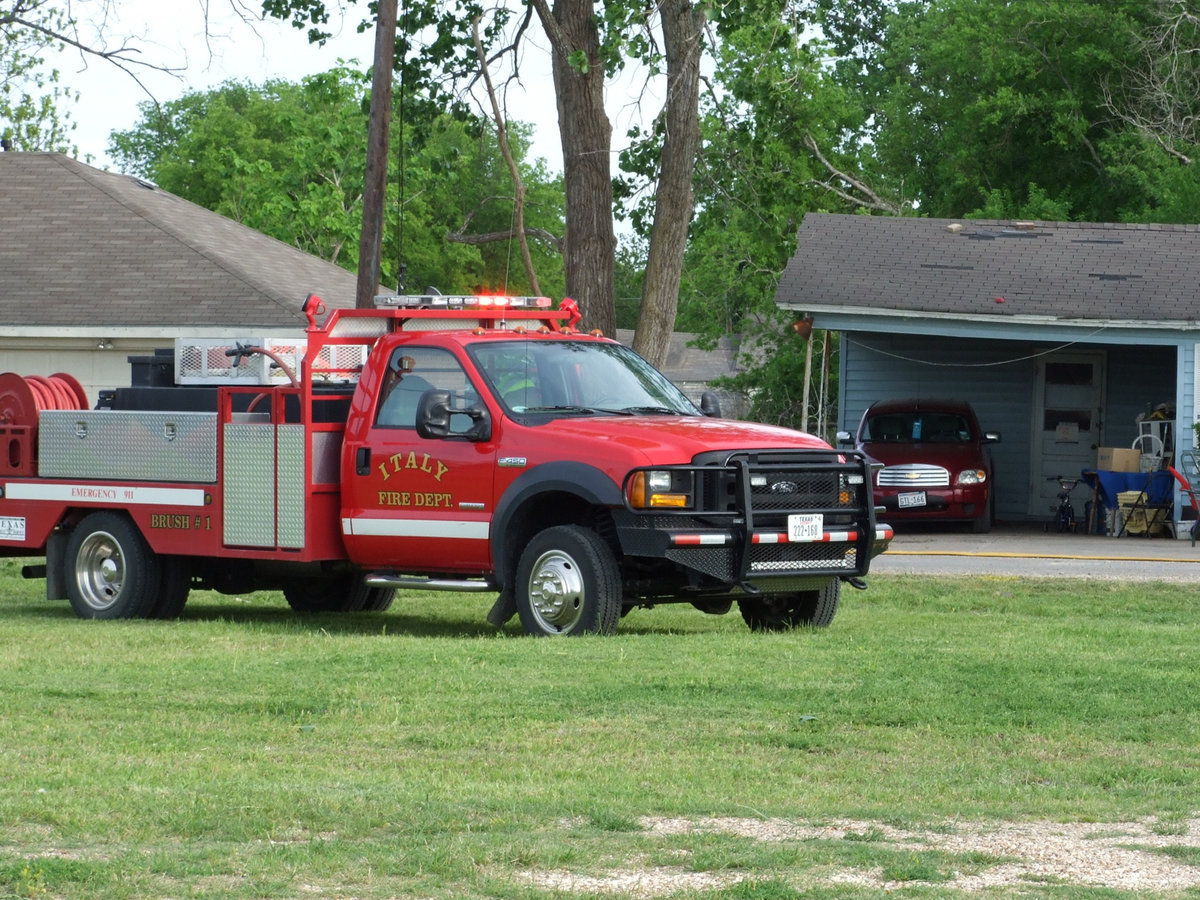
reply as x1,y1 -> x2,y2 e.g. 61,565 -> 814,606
1045,475 -> 1080,533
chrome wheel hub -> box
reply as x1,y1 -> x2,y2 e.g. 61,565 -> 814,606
527,550 -> 584,632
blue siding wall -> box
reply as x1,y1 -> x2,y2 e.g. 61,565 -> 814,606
1105,347 -> 1177,448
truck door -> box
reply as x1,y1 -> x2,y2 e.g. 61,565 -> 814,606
342,345 -> 496,573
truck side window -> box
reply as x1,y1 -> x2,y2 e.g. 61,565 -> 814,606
375,347 -> 477,431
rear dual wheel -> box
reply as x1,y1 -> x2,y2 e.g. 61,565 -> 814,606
65,513 -> 193,619
66,512 -> 161,619
283,575 -> 395,613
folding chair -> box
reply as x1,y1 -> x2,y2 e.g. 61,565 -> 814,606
1117,466 -> 1174,538
1167,465 -> 1200,546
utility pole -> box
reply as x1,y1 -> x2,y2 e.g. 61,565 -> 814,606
355,0 -> 399,308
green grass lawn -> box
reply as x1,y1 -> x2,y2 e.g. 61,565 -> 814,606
0,557 -> 1197,898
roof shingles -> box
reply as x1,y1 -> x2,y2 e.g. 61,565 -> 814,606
777,213 -> 1200,324
0,153 -> 357,329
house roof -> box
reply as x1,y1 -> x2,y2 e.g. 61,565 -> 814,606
0,152 -> 357,331
615,329 -> 739,384
776,213 -> 1200,334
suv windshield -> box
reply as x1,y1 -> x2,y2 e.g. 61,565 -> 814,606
469,339 -> 700,416
863,411 -> 974,443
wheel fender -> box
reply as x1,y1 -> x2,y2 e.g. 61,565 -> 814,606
491,461 -> 622,586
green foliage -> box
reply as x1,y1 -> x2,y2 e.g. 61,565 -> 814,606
614,235 -> 647,330
967,183 -> 1074,221
814,0 -> 1176,221
109,69 -> 373,257
260,0 -> 488,125
107,67 -> 565,296
664,4 -> 854,427
566,48 -> 590,74
714,312 -> 838,432
0,3 -> 77,153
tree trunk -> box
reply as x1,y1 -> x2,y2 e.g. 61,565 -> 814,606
352,0 -> 396,309
356,0 -> 398,307
533,0 -> 617,336
632,0 -> 704,367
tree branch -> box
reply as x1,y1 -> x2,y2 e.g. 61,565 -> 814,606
446,227 -> 564,252
803,130 -> 905,214
471,14 -> 541,294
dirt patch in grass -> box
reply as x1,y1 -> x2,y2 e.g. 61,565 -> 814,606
517,815 -> 1200,896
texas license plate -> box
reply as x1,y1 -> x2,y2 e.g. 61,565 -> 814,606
898,491 -> 927,509
787,513 -> 823,541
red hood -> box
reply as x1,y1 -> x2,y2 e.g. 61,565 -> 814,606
520,415 -> 831,466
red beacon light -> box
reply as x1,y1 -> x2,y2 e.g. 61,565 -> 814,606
371,293 -> 560,314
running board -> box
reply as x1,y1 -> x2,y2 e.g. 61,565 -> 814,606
364,573 -> 495,592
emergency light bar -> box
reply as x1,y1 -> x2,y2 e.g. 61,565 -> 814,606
373,294 -> 553,310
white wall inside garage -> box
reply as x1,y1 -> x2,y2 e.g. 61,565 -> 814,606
0,339 -> 166,410
839,332 -> 1178,522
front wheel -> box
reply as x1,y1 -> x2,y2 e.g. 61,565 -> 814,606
514,525 -> 622,636
970,491 -> 994,534
739,580 -> 841,631
65,512 -> 161,619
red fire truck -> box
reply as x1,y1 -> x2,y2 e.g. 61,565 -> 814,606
0,294 -> 891,635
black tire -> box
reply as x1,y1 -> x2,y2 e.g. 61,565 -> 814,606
970,489 -> 994,534
359,587 -> 396,612
283,575 -> 389,613
514,525 -> 622,636
65,512 -> 161,619
739,580 -> 841,632
147,556 -> 192,620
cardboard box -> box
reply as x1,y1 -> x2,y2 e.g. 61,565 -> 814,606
1097,447 -> 1141,472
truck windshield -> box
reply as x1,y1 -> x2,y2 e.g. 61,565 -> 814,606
469,339 -> 701,416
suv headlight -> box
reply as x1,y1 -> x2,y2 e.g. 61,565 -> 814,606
957,468 -> 987,485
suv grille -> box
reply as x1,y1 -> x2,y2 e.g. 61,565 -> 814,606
878,463 -> 949,487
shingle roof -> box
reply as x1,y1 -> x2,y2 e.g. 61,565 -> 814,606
776,213 -> 1200,325
0,152 -> 357,329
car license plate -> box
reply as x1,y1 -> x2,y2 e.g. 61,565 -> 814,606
787,513 -> 823,541
898,491 -> 927,509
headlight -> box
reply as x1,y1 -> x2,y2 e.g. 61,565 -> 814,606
628,469 -> 694,509
957,468 -> 987,485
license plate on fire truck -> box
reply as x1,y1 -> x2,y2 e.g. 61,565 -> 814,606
787,513 -> 823,542
898,491 -> 927,509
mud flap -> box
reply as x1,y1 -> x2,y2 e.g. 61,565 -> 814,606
486,588 -> 517,628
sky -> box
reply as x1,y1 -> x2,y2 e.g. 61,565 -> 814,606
49,0 -> 569,172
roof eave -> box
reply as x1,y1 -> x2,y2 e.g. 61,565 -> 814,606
786,303 -> 1199,333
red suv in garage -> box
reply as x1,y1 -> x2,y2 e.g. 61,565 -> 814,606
841,398 -> 1000,533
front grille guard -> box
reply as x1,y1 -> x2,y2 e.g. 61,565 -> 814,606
624,450 -> 882,583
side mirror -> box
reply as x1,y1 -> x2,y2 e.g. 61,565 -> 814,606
416,390 -> 452,439
699,391 -> 722,418
983,431 -> 1001,443
836,430 -> 854,447
417,390 -> 492,442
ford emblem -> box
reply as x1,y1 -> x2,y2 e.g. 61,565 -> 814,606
770,481 -> 798,494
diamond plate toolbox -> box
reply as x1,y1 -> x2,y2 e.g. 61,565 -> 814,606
38,411 -> 218,483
